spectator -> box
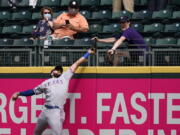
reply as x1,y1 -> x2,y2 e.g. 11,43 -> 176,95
148,0 -> 169,11
113,0 -> 134,13
29,0 -> 38,8
92,16 -> 147,65
48,0 -> 89,39
32,7 -> 54,39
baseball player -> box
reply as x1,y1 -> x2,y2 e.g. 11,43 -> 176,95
12,48 -> 95,135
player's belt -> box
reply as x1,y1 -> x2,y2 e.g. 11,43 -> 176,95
45,105 -> 59,109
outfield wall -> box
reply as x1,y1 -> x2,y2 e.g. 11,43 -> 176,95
0,67 -> 180,135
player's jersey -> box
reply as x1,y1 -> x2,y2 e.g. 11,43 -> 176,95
33,68 -> 74,108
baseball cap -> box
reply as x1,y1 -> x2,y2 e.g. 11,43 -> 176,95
54,66 -> 63,73
68,0 -> 79,9
120,16 -> 130,23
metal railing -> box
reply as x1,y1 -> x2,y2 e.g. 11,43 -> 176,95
0,45 -> 180,66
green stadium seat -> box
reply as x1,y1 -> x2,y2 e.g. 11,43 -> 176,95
140,0 -> 148,5
80,10 -> 91,19
100,0 -> 112,6
152,10 -> 172,19
61,0 -> 81,6
2,25 -> 22,34
156,38 -> 177,46
112,10 -> 132,19
0,39 -> 13,45
135,0 -> 148,5
1,0 -> 11,8
40,0 -> 60,7
172,11 -> 180,19
32,12 -> 41,20
17,0 -> 29,7
0,11 -> 12,20
22,25 -> 37,34
92,10 -> 112,19
102,23 -> 120,33
53,38 -> 74,46
164,23 -> 180,32
13,38 -> 34,46
89,24 -> 103,33
81,0 -> 99,6
171,0 -> 180,5
177,39 -> 180,46
12,10 -> 32,20
74,38 -> 92,46
0,26 -> 2,33
134,0 -> 141,5
144,23 -> 164,33
97,42 -> 113,48
132,10 -> 152,20
144,37 -> 156,45
54,11 -> 66,18
131,23 -> 144,32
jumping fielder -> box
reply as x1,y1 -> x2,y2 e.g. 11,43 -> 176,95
12,48 -> 95,135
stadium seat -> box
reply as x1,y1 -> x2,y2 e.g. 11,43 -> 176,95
32,12 -> 41,20
177,39 -> 180,46
144,23 -> 164,33
61,0 -> 81,6
81,0 -> 100,6
100,0 -> 112,6
22,25 -> 37,34
132,10 -> 152,20
80,10 -> 91,19
40,0 -> 60,7
92,10 -> 111,19
131,23 -> 144,32
74,38 -> 93,46
102,23 -> 120,33
156,38 -> 177,46
140,0 -> 148,5
112,10 -> 132,19
2,25 -> 22,34
164,23 -> 180,32
17,0 -> 29,7
135,0 -> 148,5
172,11 -> 180,19
53,11 -> 65,18
12,10 -> 32,20
13,38 -> 34,46
144,37 -> 156,45
171,0 -> 180,5
0,26 -> 2,33
53,38 -> 74,46
89,24 -> 103,33
0,38 -> 13,45
97,42 -> 113,47
0,0 -> 11,8
152,10 -> 172,19
0,11 -> 12,20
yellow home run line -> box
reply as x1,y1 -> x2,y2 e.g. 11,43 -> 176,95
0,66 -> 180,73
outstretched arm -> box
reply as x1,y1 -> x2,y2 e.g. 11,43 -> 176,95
108,36 -> 126,54
92,37 -> 116,43
12,89 -> 35,101
70,49 -> 95,73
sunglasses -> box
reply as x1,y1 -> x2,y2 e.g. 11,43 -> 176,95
44,12 -> 50,14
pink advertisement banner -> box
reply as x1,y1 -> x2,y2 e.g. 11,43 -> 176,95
0,78 -> 180,135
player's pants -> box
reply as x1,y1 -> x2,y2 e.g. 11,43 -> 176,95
34,108 -> 65,135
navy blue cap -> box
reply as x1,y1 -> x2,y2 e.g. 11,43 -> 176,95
120,16 -> 130,23
69,0 -> 79,9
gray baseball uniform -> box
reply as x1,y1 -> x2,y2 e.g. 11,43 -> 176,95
33,69 -> 74,135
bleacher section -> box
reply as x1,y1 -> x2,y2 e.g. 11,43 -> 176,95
0,0 -> 180,66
